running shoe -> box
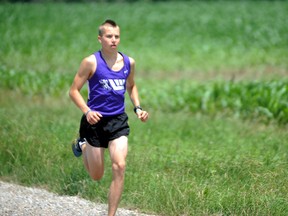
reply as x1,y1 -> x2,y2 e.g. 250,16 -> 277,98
72,138 -> 85,157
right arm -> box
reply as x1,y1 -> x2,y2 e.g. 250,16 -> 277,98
69,55 -> 102,124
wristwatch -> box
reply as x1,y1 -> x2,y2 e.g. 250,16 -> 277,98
134,106 -> 143,113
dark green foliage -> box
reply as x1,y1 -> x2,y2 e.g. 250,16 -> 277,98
141,79 -> 288,124
1,67 -> 287,124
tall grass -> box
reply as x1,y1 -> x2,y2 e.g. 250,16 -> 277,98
0,1 -> 287,74
1,67 -> 287,124
141,79 -> 288,124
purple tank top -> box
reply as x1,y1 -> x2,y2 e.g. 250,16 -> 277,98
87,51 -> 131,117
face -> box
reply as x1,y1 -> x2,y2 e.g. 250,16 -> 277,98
98,25 -> 120,51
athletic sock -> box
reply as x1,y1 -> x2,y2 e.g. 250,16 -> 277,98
78,138 -> 87,151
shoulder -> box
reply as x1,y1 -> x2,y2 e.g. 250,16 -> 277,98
128,56 -> 135,67
127,56 -> 135,77
78,54 -> 97,78
81,54 -> 97,71
82,54 -> 96,66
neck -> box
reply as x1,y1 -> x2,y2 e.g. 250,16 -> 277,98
101,49 -> 118,61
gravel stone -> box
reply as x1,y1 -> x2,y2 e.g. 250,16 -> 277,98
0,181 -> 155,216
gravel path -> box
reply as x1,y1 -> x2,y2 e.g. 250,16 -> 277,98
0,181 -> 155,216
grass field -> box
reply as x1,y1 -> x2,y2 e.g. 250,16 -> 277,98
1,1 -> 288,215
1,90 -> 287,215
1,1 -> 287,75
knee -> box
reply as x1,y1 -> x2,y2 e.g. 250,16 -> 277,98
112,161 -> 126,175
89,170 -> 104,181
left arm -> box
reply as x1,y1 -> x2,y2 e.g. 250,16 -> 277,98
126,57 -> 149,122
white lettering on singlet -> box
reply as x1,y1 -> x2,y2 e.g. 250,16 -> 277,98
99,79 -> 125,91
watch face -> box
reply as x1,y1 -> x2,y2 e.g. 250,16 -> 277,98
134,106 -> 142,113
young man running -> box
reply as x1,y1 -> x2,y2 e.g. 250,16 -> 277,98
69,19 -> 149,216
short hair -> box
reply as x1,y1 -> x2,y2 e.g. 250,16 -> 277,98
98,19 -> 118,36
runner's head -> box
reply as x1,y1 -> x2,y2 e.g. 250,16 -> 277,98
98,19 -> 119,36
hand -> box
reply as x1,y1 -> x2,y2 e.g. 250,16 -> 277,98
86,110 -> 103,125
136,110 -> 149,122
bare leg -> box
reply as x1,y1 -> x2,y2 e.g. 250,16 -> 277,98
107,136 -> 128,216
82,142 -> 105,180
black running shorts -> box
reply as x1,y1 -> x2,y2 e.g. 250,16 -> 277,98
79,112 -> 130,148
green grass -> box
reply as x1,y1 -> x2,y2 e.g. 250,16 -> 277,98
1,1 -> 287,75
1,1 -> 288,215
1,91 -> 287,215
1,67 -> 287,124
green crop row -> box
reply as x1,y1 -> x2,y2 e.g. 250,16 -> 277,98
141,80 -> 288,124
1,68 -> 287,124
0,67 -> 72,97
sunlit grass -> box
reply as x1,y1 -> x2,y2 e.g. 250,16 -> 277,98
1,67 -> 287,124
1,91 -> 287,215
1,1 -> 287,74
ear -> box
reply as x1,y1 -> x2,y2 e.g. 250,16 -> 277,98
98,35 -> 102,44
